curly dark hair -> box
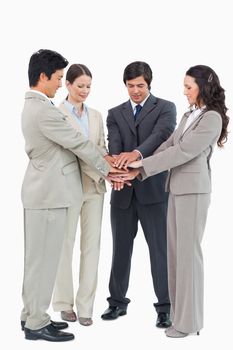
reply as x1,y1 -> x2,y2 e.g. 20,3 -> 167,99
186,65 -> 229,147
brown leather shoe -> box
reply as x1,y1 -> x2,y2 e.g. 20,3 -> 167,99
79,317 -> 93,326
61,310 -> 77,322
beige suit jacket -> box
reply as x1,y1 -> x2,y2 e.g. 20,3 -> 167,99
59,102 -> 107,194
21,91 -> 110,209
140,110 -> 222,195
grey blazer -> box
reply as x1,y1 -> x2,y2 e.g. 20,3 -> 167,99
140,110 -> 222,195
107,94 -> 176,208
21,92 -> 110,209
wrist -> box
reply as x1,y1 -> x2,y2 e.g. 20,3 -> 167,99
133,150 -> 142,160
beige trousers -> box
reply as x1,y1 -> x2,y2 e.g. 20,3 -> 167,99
53,182 -> 104,317
21,208 -> 67,330
167,193 -> 210,333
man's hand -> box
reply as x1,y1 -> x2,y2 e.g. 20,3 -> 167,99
105,166 -> 128,186
112,180 -> 133,190
109,166 -> 128,174
114,151 -> 141,169
104,154 -> 117,167
110,169 -> 140,182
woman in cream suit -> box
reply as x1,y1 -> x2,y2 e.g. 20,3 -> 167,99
53,64 -> 110,326
123,65 -> 229,337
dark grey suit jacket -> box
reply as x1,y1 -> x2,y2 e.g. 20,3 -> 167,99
107,94 -> 176,208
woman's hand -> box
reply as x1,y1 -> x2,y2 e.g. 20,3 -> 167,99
127,160 -> 143,168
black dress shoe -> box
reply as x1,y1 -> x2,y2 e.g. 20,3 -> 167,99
101,306 -> 127,320
156,312 -> 172,328
24,324 -> 74,342
21,320 -> 68,331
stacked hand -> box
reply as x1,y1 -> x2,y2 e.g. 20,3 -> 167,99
112,150 -> 141,169
104,153 -> 143,191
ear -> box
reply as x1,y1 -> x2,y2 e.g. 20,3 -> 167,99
65,80 -> 70,89
40,72 -> 49,82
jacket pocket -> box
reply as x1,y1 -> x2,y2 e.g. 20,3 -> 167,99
62,162 -> 79,175
180,165 -> 201,173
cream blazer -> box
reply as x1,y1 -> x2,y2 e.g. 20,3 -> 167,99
59,102 -> 107,194
21,92 -> 110,209
140,110 -> 222,195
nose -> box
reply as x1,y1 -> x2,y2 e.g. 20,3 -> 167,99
132,86 -> 140,94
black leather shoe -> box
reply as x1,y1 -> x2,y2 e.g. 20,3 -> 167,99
24,324 -> 74,342
156,312 -> 172,328
101,306 -> 127,320
21,320 -> 68,331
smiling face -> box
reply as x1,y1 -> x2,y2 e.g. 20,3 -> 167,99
125,76 -> 150,104
37,69 -> 64,98
66,74 -> 92,104
183,75 -> 202,107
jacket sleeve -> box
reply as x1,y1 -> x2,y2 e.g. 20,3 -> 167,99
38,105 -> 110,177
140,111 -> 222,179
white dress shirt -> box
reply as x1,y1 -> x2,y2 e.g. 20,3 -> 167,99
182,106 -> 206,134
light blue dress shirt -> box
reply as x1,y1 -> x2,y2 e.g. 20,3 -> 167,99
64,100 -> 89,139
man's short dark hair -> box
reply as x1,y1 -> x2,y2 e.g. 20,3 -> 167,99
123,61 -> 153,90
28,49 -> 69,87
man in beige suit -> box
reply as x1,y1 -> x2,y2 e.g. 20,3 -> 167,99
53,64 -> 110,326
118,65 -> 229,338
20,50 -> 120,342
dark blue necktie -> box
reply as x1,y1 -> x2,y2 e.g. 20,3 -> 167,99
134,104 -> 142,119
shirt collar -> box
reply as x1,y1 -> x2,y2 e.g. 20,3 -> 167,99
130,93 -> 150,110
28,89 -> 51,101
63,99 -> 87,116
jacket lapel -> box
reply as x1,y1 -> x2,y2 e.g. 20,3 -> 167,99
173,112 -> 190,143
122,101 -> 137,135
135,94 -> 158,127
174,109 -> 207,144
181,110 -> 207,138
87,108 -> 97,142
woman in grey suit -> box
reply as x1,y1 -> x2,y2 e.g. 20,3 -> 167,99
120,65 -> 229,337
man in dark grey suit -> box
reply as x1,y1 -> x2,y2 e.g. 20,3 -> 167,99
101,61 -> 176,327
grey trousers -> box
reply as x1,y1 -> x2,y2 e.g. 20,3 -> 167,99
21,208 -> 67,330
167,193 -> 210,333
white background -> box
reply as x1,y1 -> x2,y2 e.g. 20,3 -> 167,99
0,0 -> 232,349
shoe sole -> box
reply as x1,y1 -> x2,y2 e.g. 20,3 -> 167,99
25,334 -> 74,341
156,323 -> 172,329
